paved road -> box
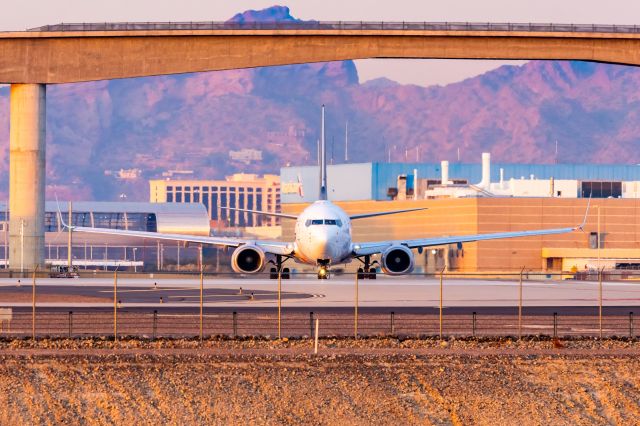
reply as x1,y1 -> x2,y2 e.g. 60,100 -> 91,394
1,276 -> 639,310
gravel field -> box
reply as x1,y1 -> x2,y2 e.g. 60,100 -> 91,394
0,337 -> 638,425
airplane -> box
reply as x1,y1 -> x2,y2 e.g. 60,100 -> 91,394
59,106 -> 587,280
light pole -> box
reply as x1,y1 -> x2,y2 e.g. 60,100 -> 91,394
133,247 -> 138,273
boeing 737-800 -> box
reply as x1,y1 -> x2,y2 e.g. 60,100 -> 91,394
61,106 -> 586,279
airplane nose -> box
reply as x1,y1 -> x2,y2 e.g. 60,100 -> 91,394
311,230 -> 332,259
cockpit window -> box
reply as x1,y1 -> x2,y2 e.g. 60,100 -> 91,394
305,219 -> 343,227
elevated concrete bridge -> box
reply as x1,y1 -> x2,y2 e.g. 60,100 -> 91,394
2,21 -> 640,271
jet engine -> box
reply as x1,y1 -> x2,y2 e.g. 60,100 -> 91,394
231,245 -> 266,274
381,245 -> 414,275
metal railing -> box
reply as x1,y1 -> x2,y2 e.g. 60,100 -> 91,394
26,21 -> 640,35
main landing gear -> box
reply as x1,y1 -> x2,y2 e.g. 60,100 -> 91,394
269,255 -> 291,279
356,255 -> 377,280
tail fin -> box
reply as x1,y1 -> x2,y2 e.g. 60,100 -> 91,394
319,105 -> 328,200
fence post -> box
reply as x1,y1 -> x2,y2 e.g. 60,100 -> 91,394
314,318 -> 319,355
599,267 -> 604,338
630,312 -> 634,339
152,310 -> 157,339
439,268 -> 445,339
390,311 -> 395,336
472,312 -> 477,337
113,269 -> 118,341
32,265 -> 38,341
354,272 -> 359,339
233,311 -> 238,338
277,270 -> 282,339
553,312 -> 558,339
199,267 -> 204,343
309,312 -> 314,337
518,267 -> 524,339
68,311 -> 73,338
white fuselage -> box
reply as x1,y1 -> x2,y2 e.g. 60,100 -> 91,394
293,200 -> 353,265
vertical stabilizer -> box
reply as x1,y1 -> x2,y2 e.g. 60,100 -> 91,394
319,105 -> 328,200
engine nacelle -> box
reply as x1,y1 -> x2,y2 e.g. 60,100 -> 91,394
231,245 -> 266,274
381,245 -> 414,275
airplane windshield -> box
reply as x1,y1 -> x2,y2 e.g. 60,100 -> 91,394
305,219 -> 343,227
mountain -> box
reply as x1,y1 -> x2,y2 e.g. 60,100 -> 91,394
1,7 -> 640,201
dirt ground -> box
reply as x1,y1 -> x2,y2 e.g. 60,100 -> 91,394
0,338 -> 638,425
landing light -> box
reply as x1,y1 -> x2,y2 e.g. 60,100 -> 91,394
354,244 -> 361,250
318,268 -> 327,277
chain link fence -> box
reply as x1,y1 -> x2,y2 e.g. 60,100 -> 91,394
0,269 -> 639,340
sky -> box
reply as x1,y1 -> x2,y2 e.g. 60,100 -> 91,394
2,0 -> 639,86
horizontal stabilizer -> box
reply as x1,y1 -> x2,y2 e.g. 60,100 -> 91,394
350,207 -> 427,220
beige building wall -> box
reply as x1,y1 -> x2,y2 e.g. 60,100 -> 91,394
282,198 -> 640,272
150,174 -> 280,227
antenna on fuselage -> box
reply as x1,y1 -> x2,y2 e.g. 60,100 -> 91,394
319,105 -> 328,200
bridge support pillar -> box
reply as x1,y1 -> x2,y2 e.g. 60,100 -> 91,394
9,83 -> 46,273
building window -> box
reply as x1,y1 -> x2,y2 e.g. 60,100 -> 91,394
589,232 -> 603,249
229,194 -> 237,226
44,212 -> 58,232
167,193 -> 173,202
93,212 -> 126,230
175,192 -> 182,202
220,194 -> 227,220
581,181 -> 622,198
185,193 -> 191,203
72,212 -> 91,227
211,194 -> 218,220
126,213 -> 157,232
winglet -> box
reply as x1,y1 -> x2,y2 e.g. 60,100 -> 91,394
574,193 -> 592,231
55,195 -> 72,230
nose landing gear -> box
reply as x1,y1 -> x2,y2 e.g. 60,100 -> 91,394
317,265 -> 329,280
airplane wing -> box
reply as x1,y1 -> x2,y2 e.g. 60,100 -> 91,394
62,225 -> 294,256
354,197 -> 590,256
352,225 -> 579,256
223,206 -> 298,219
349,207 -> 427,220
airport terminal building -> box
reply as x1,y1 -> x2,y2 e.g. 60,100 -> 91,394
0,201 -> 210,271
281,158 -> 640,272
149,174 -> 280,228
